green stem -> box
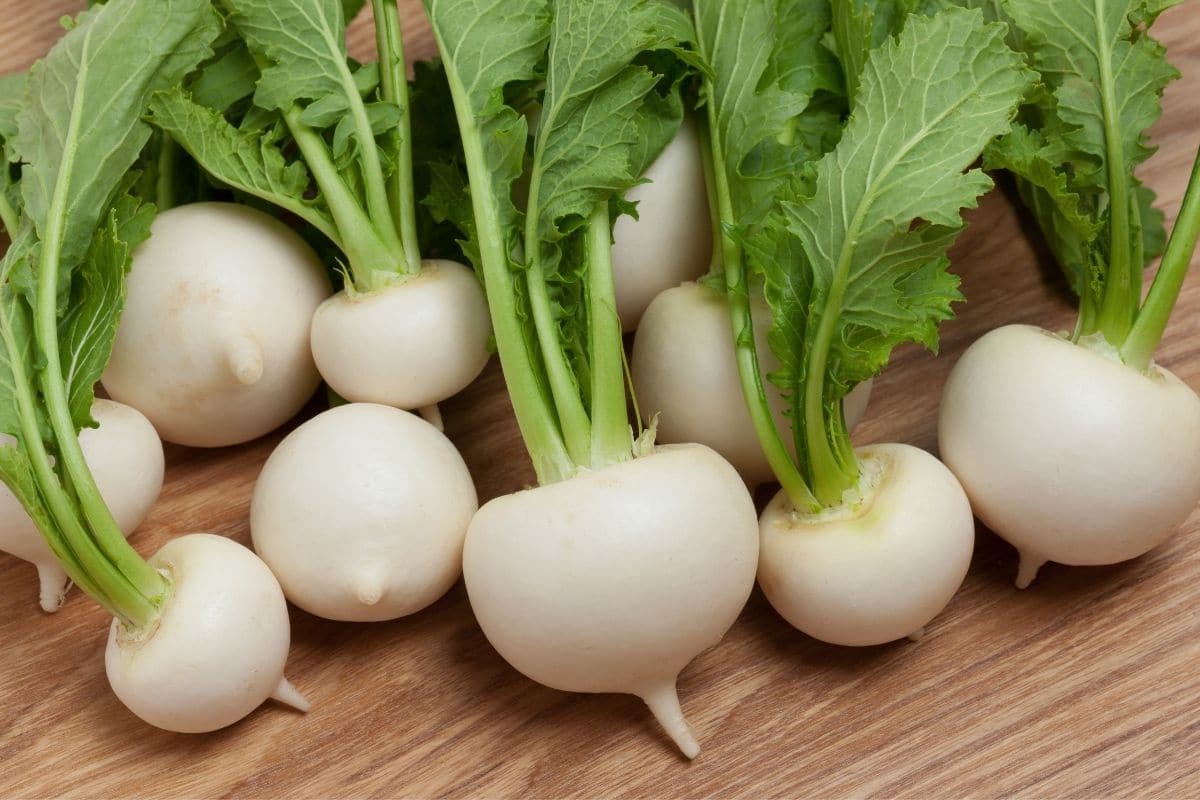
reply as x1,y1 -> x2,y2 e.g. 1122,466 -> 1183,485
0,305 -> 115,614
435,27 -> 573,484
1121,144 -> 1200,371
372,0 -> 422,275
520,79 -> 593,466
282,107 -> 397,292
696,120 -> 724,278
585,203 -> 631,468
705,94 -> 817,512
22,53 -> 165,624
155,134 -> 178,212
322,27 -> 405,265
1093,9 -> 1135,345
523,256 -> 592,466
34,101 -> 166,621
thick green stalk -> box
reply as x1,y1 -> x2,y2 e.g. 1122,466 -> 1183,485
523,259 -> 592,466
0,306 -> 116,615
282,107 -> 397,291
1092,11 -> 1136,345
33,96 -> 167,618
706,100 -> 818,512
21,62 -> 166,623
696,121 -> 725,278
521,91 -> 593,466
372,0 -> 422,275
318,23 -> 406,264
435,28 -> 573,484
1121,145 -> 1200,371
585,203 -> 631,469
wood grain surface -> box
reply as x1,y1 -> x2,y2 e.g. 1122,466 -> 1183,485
2,3 -> 1200,798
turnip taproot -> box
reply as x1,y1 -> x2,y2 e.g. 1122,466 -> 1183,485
251,403 -> 477,622
428,0 -> 757,756
102,202 -> 330,448
0,400 -> 163,612
691,3 -> 1028,644
937,0 -> 1200,586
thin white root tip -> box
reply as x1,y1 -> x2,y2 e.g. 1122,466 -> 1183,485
908,627 -> 926,643
271,678 -> 311,713
640,681 -> 700,760
228,336 -> 264,386
353,573 -> 385,607
35,562 -> 69,613
1015,551 -> 1045,590
418,404 -> 444,432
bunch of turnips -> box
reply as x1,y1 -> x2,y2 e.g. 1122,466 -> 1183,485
0,0 -> 1197,758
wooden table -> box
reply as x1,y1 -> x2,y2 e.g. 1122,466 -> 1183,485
3,2 -> 1200,797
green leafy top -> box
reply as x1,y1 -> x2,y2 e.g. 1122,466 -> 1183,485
707,6 -> 1030,510
693,0 -> 848,509
829,0 -> 959,106
0,0 -> 218,627
980,0 -> 1200,369
426,0 -> 691,483
148,0 -> 426,292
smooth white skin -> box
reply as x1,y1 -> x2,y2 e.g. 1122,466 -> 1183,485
102,203 -> 332,448
105,533 -> 307,733
0,399 -> 164,612
310,260 -> 491,415
758,443 -> 975,646
251,403 -> 478,622
631,282 -> 873,485
464,444 -> 759,759
612,119 -> 713,331
939,324 -> 1200,587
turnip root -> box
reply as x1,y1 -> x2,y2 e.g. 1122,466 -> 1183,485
309,261 -> 490,421
105,533 -> 307,733
758,443 -> 974,646
611,120 -> 713,331
251,403 -> 478,622
0,400 -> 164,612
102,202 -> 331,448
463,444 -> 759,758
631,282 -> 873,485
939,325 -> 1200,587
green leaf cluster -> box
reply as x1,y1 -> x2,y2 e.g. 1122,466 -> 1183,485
425,0 -> 692,482
982,0 -> 1182,347
0,0 -> 218,627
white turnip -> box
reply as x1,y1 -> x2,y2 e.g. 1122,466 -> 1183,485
102,202 -> 331,448
464,444 -> 758,758
251,403 -> 477,622
758,443 -> 974,645
611,120 -> 713,331
309,260 -> 490,424
105,533 -> 307,733
939,325 -> 1200,587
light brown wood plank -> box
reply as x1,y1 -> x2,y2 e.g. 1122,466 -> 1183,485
2,2 -> 1200,797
